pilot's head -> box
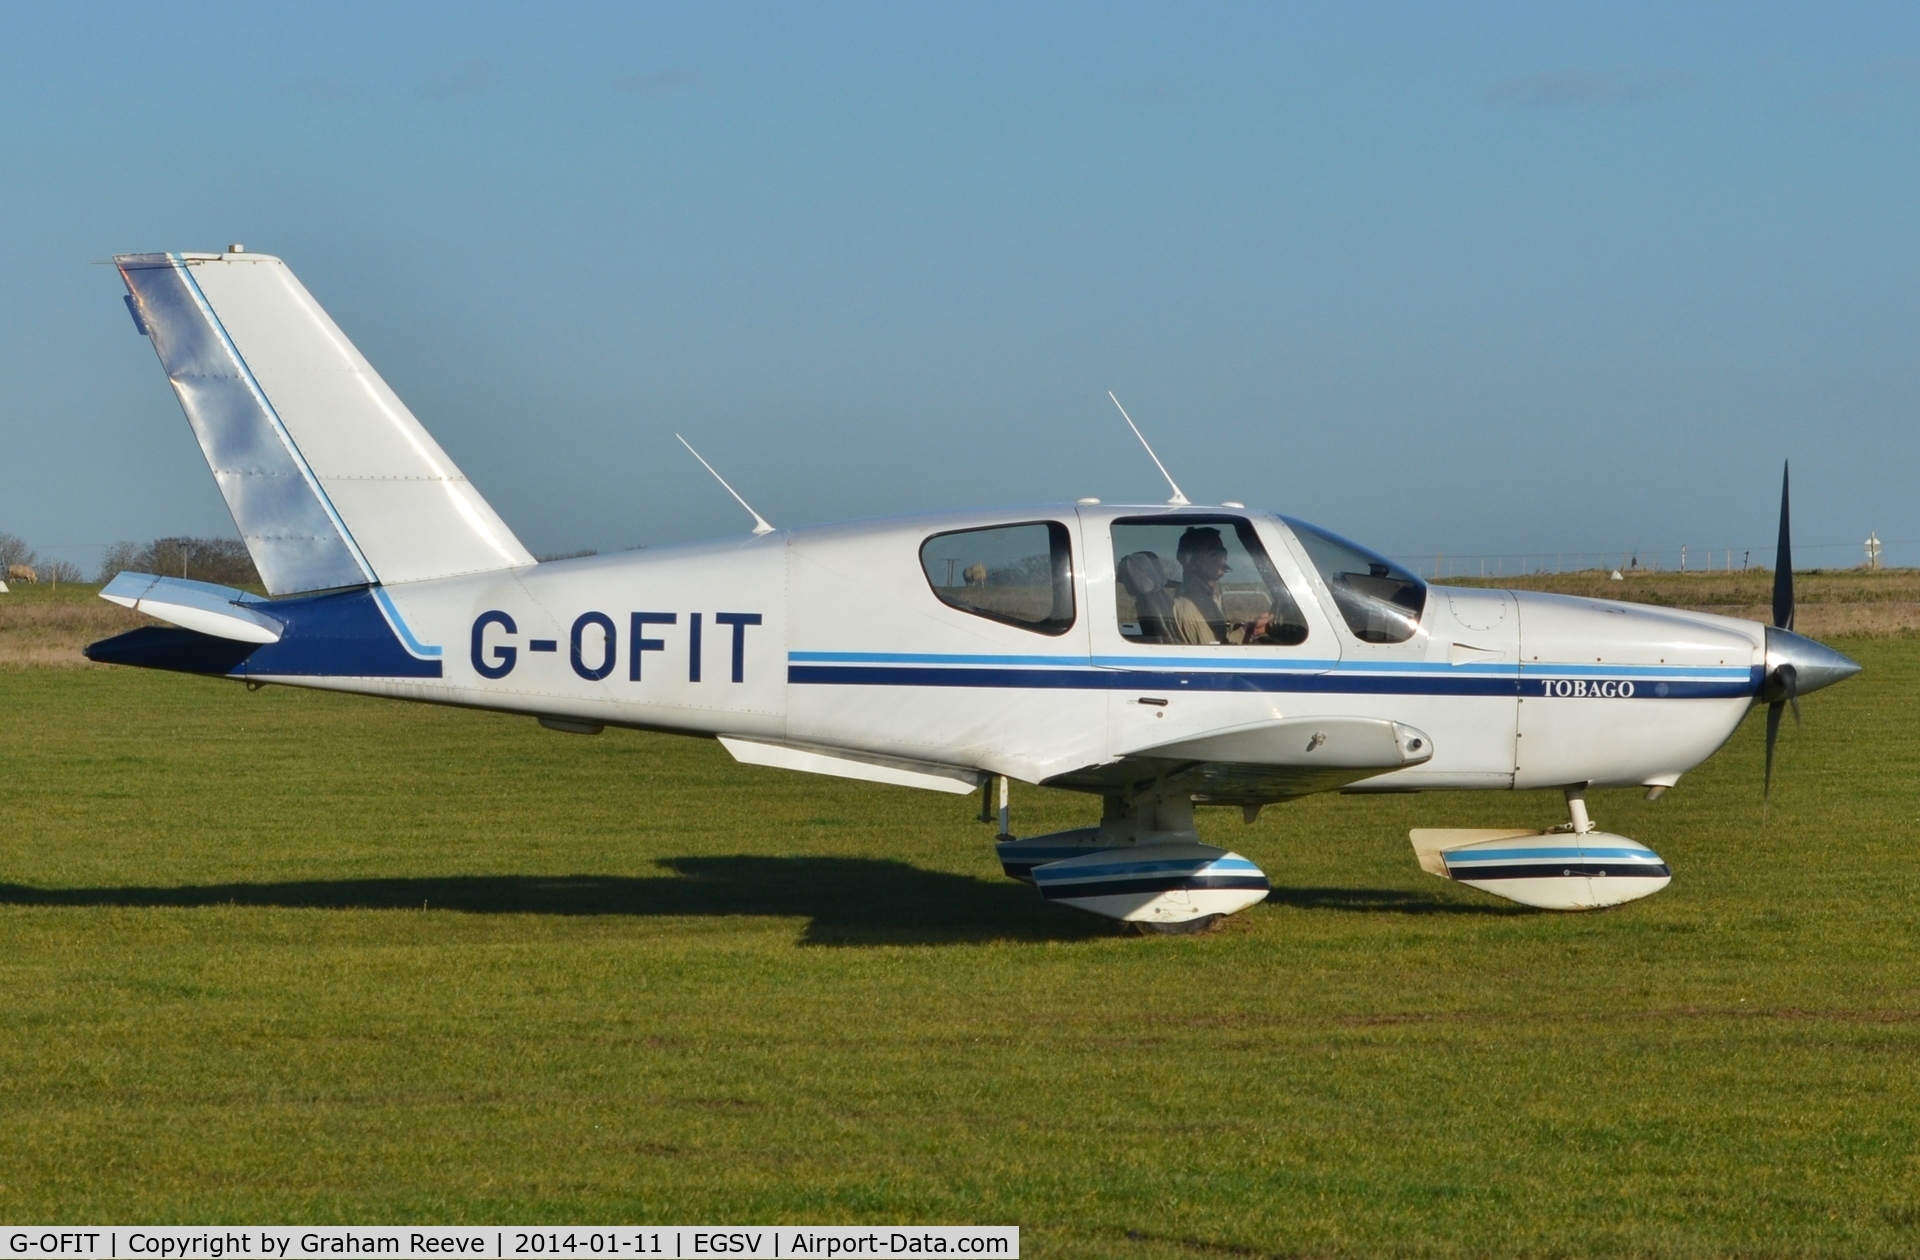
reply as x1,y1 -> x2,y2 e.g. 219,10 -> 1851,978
1176,527 -> 1231,580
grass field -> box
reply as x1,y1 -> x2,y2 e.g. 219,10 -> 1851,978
2,586 -> 1918,1255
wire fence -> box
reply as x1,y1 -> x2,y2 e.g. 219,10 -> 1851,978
1394,538 -> 1916,581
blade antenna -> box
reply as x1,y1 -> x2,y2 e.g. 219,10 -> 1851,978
676,434 -> 774,536
1108,391 -> 1189,506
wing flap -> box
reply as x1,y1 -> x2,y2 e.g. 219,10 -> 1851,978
718,736 -> 985,795
1136,715 -> 1430,768
1047,715 -> 1433,803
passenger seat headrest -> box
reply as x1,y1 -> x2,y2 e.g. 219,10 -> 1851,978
1117,551 -> 1169,598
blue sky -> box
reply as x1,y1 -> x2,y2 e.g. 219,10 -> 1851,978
3,3 -> 1916,572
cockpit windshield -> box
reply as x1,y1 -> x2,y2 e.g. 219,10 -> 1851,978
1281,517 -> 1427,644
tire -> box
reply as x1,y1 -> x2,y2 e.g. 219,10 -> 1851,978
1131,914 -> 1222,936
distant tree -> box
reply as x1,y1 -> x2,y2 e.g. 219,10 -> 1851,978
96,537 -> 261,586
41,559 -> 83,584
96,541 -> 141,583
0,533 -> 35,570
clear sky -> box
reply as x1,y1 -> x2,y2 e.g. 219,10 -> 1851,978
3,3 -> 1916,573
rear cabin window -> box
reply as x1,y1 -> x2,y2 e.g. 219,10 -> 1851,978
1282,517 -> 1427,644
1111,516 -> 1309,646
920,521 -> 1076,635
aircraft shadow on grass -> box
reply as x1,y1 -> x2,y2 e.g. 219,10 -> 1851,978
0,857 -> 1516,946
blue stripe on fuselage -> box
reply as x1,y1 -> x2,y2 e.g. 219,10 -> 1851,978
787,654 -> 1760,699
791,649 -> 1751,679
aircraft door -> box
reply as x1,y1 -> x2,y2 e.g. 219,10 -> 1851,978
1428,586 -> 1520,786
1276,516 -> 1518,789
1084,511 -> 1341,760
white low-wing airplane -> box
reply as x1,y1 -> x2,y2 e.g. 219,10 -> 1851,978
94,249 -> 1860,931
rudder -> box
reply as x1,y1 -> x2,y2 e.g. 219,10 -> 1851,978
118,250 -> 535,595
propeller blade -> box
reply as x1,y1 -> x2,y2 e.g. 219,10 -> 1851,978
1772,460 -> 1794,630
1763,698 -> 1785,817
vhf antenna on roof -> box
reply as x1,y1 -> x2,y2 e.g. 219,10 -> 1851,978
675,434 -> 775,536
1107,391 -> 1190,506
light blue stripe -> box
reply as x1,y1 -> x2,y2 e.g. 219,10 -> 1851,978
372,586 -> 443,658
1520,663 -> 1750,679
1444,846 -> 1660,863
1323,660 -> 1517,675
791,650 -> 1089,667
1035,857 -> 1263,881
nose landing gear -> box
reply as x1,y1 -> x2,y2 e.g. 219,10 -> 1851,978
1410,786 -> 1672,911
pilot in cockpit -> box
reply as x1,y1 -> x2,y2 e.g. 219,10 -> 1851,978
1170,526 -> 1273,645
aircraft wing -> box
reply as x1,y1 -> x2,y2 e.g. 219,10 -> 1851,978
1044,715 -> 1432,804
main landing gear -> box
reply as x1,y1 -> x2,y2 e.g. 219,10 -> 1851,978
991,780 -> 1271,931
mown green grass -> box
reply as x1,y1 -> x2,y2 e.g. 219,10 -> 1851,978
2,646 -> 1918,1256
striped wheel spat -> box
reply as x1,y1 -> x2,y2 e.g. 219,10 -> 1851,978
1442,833 -> 1670,911
1034,852 -> 1271,900
1028,843 -> 1273,924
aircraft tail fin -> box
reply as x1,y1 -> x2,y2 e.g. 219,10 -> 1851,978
116,250 -> 535,596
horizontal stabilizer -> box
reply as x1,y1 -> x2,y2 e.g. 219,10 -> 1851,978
87,585 -> 441,679
101,572 -> 283,644
117,251 -> 534,594
718,736 -> 984,795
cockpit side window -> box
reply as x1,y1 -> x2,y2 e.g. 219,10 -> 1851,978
1281,516 -> 1427,644
920,521 -> 1076,635
1110,516 -> 1309,646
